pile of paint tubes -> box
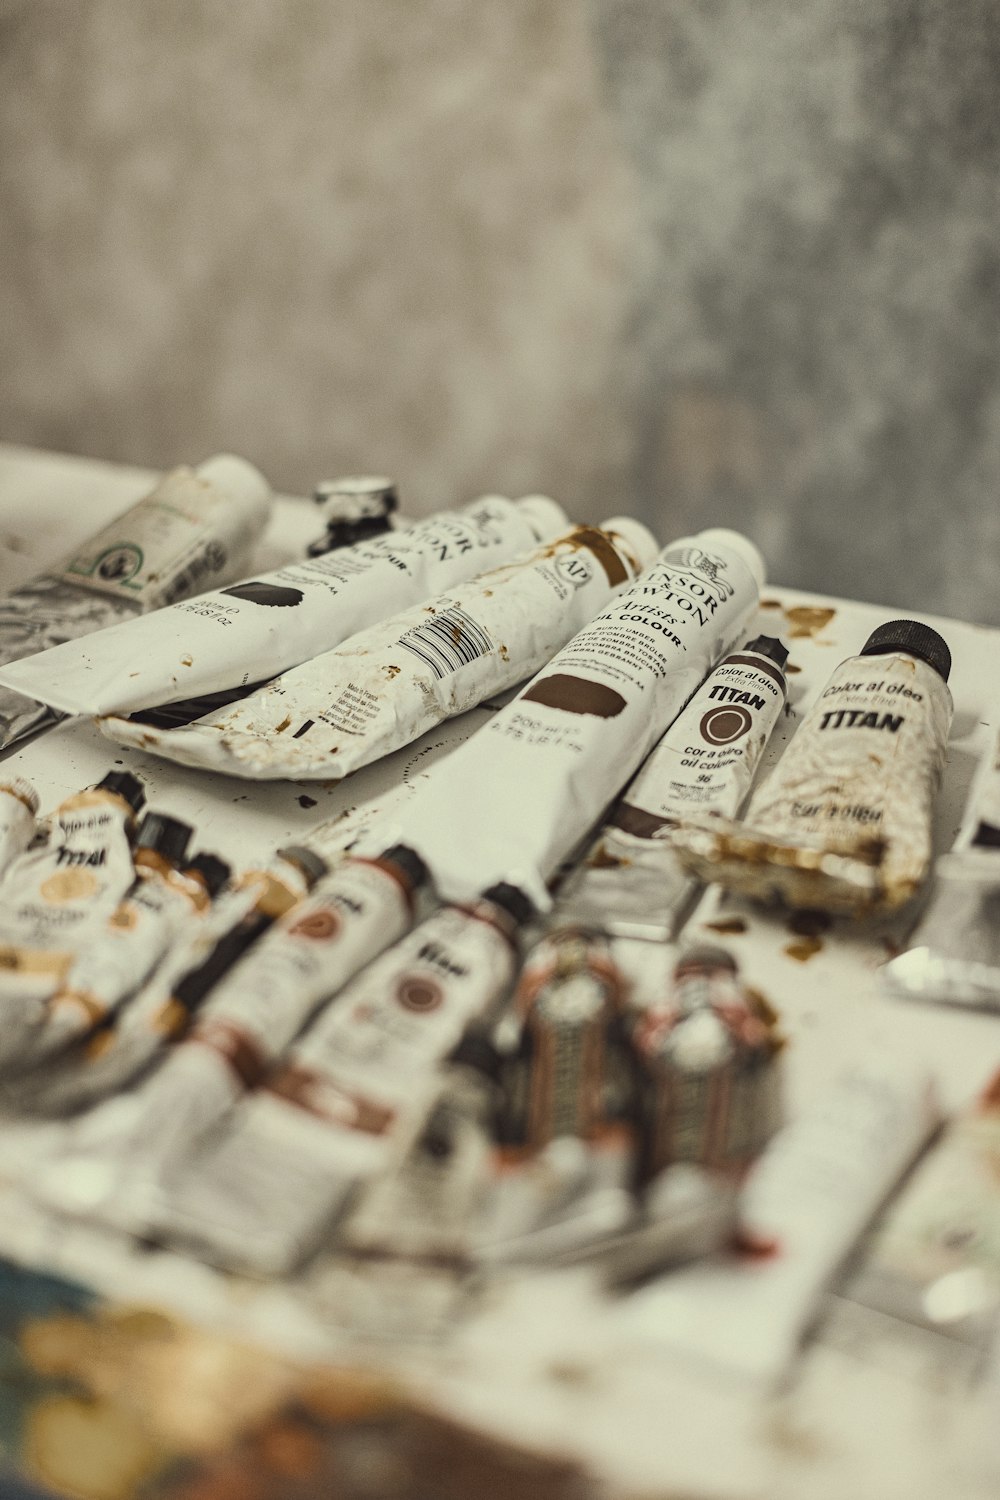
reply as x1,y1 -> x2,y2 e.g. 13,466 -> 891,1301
3,456 -> 1000,1396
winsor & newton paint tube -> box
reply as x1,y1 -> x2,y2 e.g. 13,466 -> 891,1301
97,516 -> 658,778
57,845 -> 429,1210
844,1069 -> 1000,1351
628,946 -> 784,1186
554,635 -> 788,940
617,1060 -> 940,1386
20,845 -> 320,1119
147,883 -> 533,1272
672,619 -> 953,916
0,456 -> 272,749
0,494 -> 567,721
883,722 -> 1000,1008
372,528 -> 766,911
306,476 -> 399,555
0,779 -> 40,881
0,771 -> 146,1065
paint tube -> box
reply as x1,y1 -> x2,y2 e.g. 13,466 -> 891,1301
617,1060 -> 940,1386
370,528 -> 766,911
0,456 -> 272,748
0,771 -> 146,1066
844,1070 -> 1000,1351
671,619 -> 954,916
96,516 -> 658,778
0,494 -> 567,721
51,845 -> 429,1207
628,946 -> 784,1185
306,476 -> 399,555
150,884 -> 532,1272
553,635 -> 788,939
883,724 -> 1000,1008
0,778 -> 40,881
18,845 -> 319,1118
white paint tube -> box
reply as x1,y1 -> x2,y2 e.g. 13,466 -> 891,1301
0,778 -> 40,880
554,634 -> 788,939
0,770 -> 147,1070
0,494 -> 567,721
368,528 -> 766,911
883,724 -> 1000,1008
50,846 -> 430,1219
0,455 -> 272,748
617,1061 -> 940,1386
672,619 -> 954,916
150,886 -> 530,1273
96,516 -> 657,778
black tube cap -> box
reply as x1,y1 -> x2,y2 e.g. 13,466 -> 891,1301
744,634 -> 789,669
95,770 -> 145,815
379,843 -> 429,891
185,851 -> 231,897
134,812 -> 192,866
860,619 -> 951,683
277,845 -> 328,889
482,882 -> 536,928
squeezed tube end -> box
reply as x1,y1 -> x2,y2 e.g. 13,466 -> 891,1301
195,455 -> 273,527
515,494 -> 570,543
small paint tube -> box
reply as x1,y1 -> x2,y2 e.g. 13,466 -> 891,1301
96,516 -> 657,779
0,494 -> 567,721
883,723 -> 1000,1008
373,528 -> 766,910
18,845 -> 319,1118
62,845 -> 429,1202
151,884 -> 532,1272
0,770 -> 146,1066
844,1069 -> 1000,1350
0,456 -> 272,749
306,476 -> 399,555
628,946 -> 784,1185
671,619 -> 954,916
618,1060 -> 940,1386
554,635 -> 788,939
0,778 -> 40,881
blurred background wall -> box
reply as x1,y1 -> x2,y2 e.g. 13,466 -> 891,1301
2,1 -> 999,620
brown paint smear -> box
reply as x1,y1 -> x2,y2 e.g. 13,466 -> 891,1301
784,605 -> 836,639
575,526 -> 629,586
523,675 -> 626,718
704,916 -> 748,935
784,936 -> 824,962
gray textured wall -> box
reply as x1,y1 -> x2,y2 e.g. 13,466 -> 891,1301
3,2 -> 999,621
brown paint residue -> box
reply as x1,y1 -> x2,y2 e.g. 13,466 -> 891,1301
760,598 -> 783,610
882,936 -> 903,959
704,916 -> 748,935
273,716 -> 292,734
523,674 -> 626,718
786,662 -> 802,674
180,654 -> 193,667
588,842 -> 626,870
384,664 -> 400,678
576,525 -> 629,586
784,605 -> 836,639
784,936 -> 824,962
297,795 -> 317,809
786,909 -> 831,939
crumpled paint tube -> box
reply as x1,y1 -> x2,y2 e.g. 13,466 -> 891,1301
671,619 -> 954,916
617,1060 -> 940,1386
0,770 -> 146,1070
19,844 -> 323,1118
97,516 -> 657,778
0,455 -> 272,748
144,884 -> 532,1273
0,778 -> 40,881
883,723 -> 1000,1008
0,494 -> 566,721
368,528 -> 766,911
553,634 -> 788,939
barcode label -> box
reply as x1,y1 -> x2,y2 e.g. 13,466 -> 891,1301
397,605 -> 494,680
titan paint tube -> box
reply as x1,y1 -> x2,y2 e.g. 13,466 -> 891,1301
149,884 -> 531,1273
370,528 -> 766,911
0,456 -> 272,748
672,620 -> 953,916
0,778 -> 40,881
0,494 -> 567,721
306,476 -> 399,555
61,845 -> 430,1221
96,516 -> 658,778
554,635 -> 788,939
617,1060 -> 940,1386
844,1069 -> 1000,1351
883,723 -> 1000,1008
0,771 -> 146,1067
